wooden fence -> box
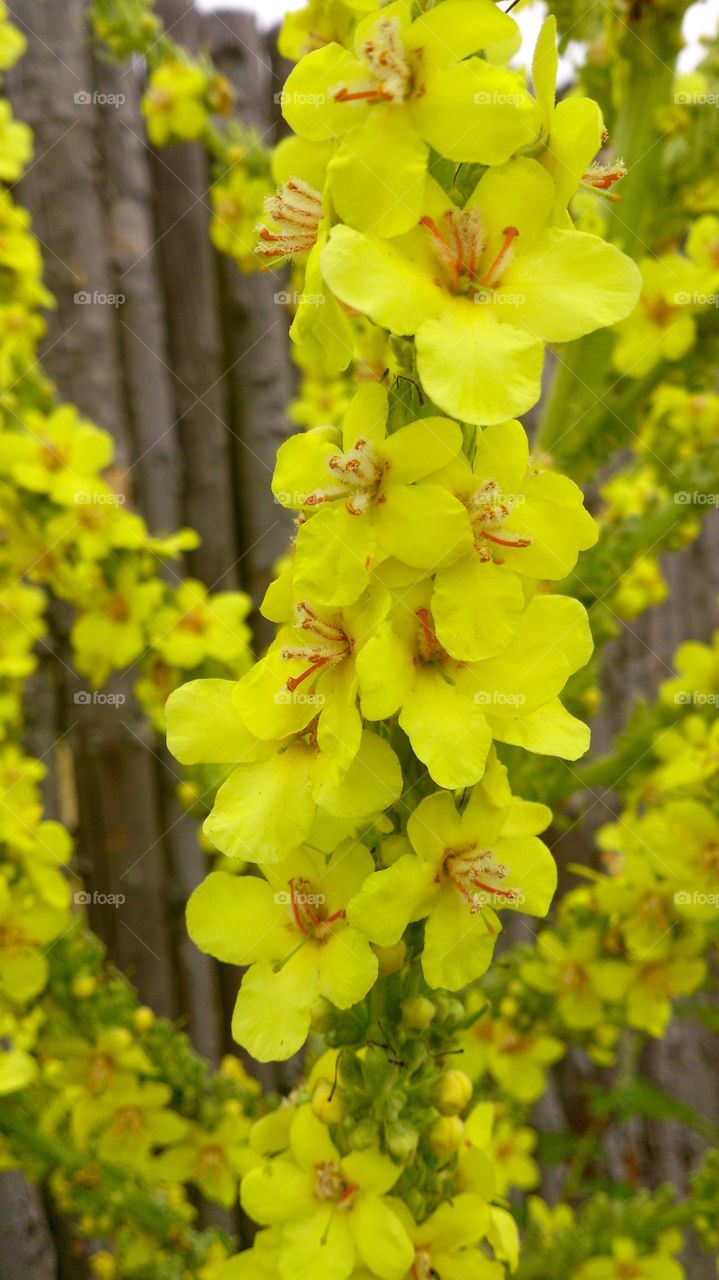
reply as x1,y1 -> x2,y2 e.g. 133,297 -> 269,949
2,2 -> 719,1274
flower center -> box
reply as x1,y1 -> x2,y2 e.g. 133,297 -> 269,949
305,437 -> 385,515
421,210 -> 519,297
287,876 -> 345,940
282,602 -> 351,691
560,963 -> 590,995
113,1106 -> 145,1139
178,607 -> 208,634
334,18 -> 413,105
256,178 -> 324,262
106,593 -> 131,623
412,1253 -> 437,1280
466,479 -> 531,561
198,1144 -> 226,1177
699,840 -> 719,878
415,607 -> 451,666
314,1160 -> 358,1206
40,443 -> 66,472
444,846 -> 520,914
582,159 -> 627,203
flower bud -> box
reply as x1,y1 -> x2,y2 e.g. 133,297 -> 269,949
309,998 -> 331,1033
72,974 -> 97,999
133,1005 -> 155,1032
90,1253 -> 116,1280
385,1121 -> 418,1162
374,941 -> 407,976
347,1119 -> 379,1151
430,1114 -> 464,1157
312,1078 -> 343,1125
401,996 -> 436,1030
405,1187 -> 426,1220
103,1027 -> 132,1055
436,1069 -> 473,1116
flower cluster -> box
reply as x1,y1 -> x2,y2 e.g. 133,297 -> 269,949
3,1 -> 719,1279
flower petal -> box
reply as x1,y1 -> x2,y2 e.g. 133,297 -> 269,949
375,484 -> 472,569
433,557 -> 525,662
422,891 -> 498,989
416,301 -> 544,426
204,746 -> 316,863
166,679 -> 262,765
412,61 -> 540,164
313,730 -> 403,818
498,228 -> 642,341
399,666 -> 492,788
409,0 -> 519,64
347,855 -> 438,945
328,108 -> 428,237
322,225 -> 445,334
282,44 -> 371,140
232,948 -> 320,1061
186,872 -> 287,965
318,927 -> 378,1008
350,1194 -> 414,1280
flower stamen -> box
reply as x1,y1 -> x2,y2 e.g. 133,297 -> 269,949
256,178 -> 323,262
478,226 -> 519,288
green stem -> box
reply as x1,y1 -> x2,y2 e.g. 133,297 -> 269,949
537,15 -> 682,458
